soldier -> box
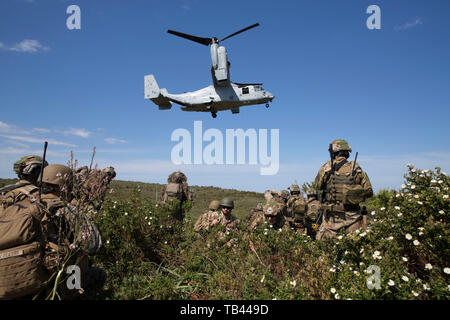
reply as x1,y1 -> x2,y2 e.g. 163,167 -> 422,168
285,185 -> 309,235
263,201 -> 290,231
38,164 -> 105,293
248,200 -> 290,231
313,139 -> 373,240
217,197 -> 240,229
13,155 -> 48,186
160,171 -> 193,221
194,200 -> 221,233
305,189 -> 321,238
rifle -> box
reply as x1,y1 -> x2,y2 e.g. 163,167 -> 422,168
38,141 -> 48,200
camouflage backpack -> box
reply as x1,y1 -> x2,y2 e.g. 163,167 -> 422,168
0,183 -> 48,299
287,195 -> 308,219
163,171 -> 190,202
163,182 -> 184,201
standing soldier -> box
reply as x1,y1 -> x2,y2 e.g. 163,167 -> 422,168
160,171 -> 193,221
314,139 -> 373,240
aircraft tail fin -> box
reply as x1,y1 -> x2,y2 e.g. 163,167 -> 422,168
144,74 -> 172,110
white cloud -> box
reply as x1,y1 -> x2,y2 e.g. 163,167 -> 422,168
1,39 -> 51,53
104,138 -> 127,144
0,121 -> 30,134
33,128 -> 51,133
63,128 -> 91,138
394,18 -> 423,31
0,134 -> 76,147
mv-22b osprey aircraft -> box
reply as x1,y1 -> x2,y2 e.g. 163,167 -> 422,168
144,23 -> 275,118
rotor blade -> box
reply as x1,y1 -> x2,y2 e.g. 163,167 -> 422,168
219,23 -> 260,42
167,30 -> 212,46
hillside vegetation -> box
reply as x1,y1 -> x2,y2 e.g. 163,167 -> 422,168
1,165 -> 448,300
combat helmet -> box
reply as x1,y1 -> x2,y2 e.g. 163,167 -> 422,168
13,155 -> 48,182
289,184 -> 301,194
329,139 -> 352,153
263,201 -> 281,217
220,197 -> 234,209
40,164 -> 72,188
279,190 -> 290,200
209,200 -> 220,211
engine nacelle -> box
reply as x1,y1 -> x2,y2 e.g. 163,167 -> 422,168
210,44 -> 230,85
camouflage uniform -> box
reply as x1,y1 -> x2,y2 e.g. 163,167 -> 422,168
194,200 -> 221,233
314,140 -> 373,240
248,201 -> 290,231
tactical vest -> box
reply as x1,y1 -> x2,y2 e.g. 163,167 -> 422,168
325,161 -> 365,210
0,182 -> 48,299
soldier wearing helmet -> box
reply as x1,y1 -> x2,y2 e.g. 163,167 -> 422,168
217,197 -> 239,229
313,139 -> 373,240
194,200 -> 221,233
38,164 -> 105,294
39,164 -> 73,199
285,184 -> 309,235
13,155 -> 48,186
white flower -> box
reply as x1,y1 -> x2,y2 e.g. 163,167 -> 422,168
359,232 -> 366,237
337,235 -> 343,240
443,267 -> 450,274
148,222 -> 151,225
394,206 -> 401,210
260,275 -> 265,283
388,280 -> 395,286
417,201 -> 423,205
401,184 -> 406,189
371,211 -> 376,216
387,236 -> 394,241
380,207 -> 386,211
411,185 -> 416,189
413,240 -> 420,246
405,233 -> 413,240
330,288 -> 336,294
124,212 -> 128,216
414,195 -> 419,199
106,240 -> 110,244
419,232 -> 423,236
439,210 -> 445,215
334,293 -> 340,299
402,276 -> 409,282
290,280 -> 297,288
425,264 -> 433,270
443,195 -> 449,199
329,267 -> 336,273
430,179 -> 437,184
423,284 -> 430,291
412,290 -> 419,297
264,231 -> 268,235
360,248 -> 364,253
397,213 -> 403,217
164,241 -> 167,245
402,257 -> 408,262
353,270 -> 360,276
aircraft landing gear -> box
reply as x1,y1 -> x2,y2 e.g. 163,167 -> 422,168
266,103 -> 270,108
211,111 -> 217,118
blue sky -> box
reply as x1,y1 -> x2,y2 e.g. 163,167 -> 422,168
1,0 -> 449,192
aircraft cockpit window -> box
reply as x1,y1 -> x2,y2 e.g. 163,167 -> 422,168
254,86 -> 261,91
242,87 -> 249,94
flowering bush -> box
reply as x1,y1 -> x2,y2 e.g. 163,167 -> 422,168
87,166 -> 449,300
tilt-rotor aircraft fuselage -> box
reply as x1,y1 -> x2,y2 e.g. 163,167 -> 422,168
144,23 -> 275,118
